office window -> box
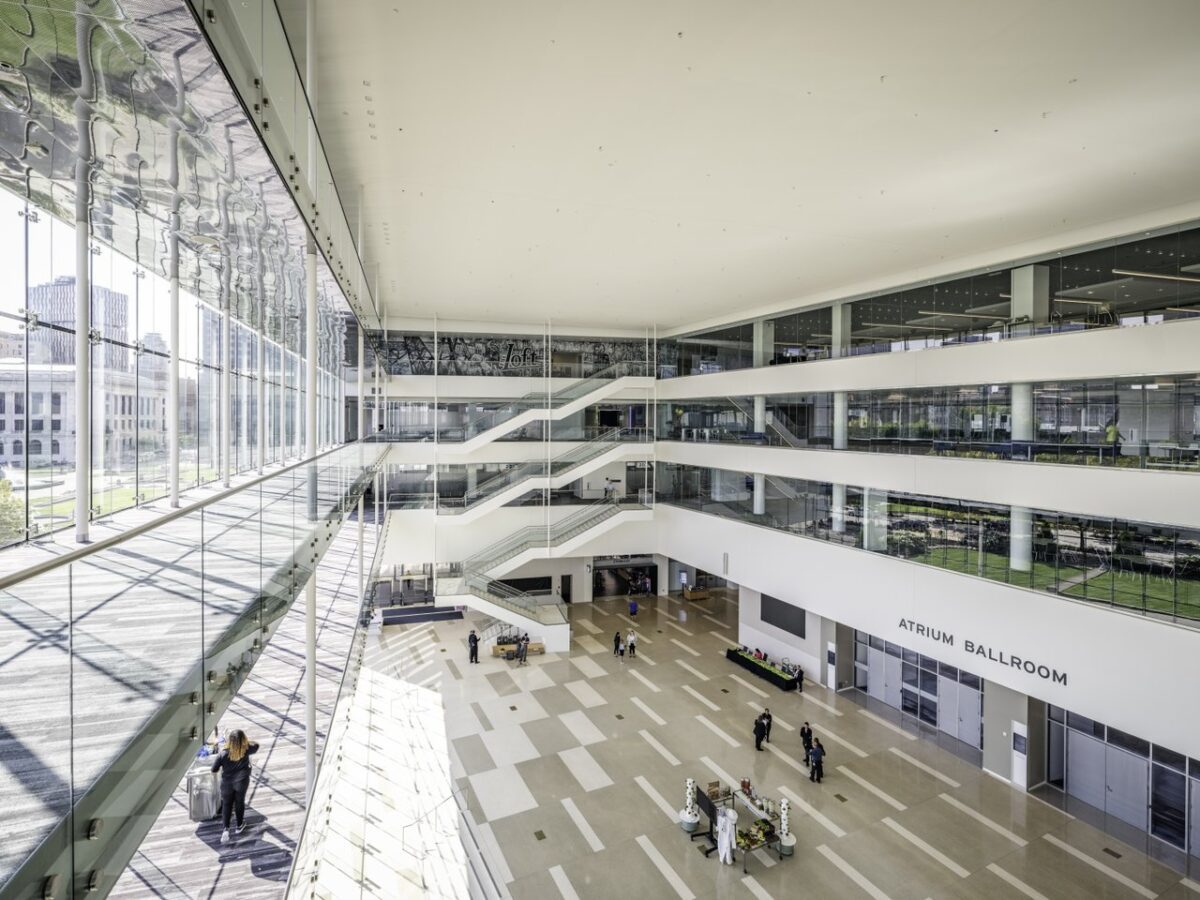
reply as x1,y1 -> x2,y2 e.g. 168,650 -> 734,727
50,392 -> 61,414
13,392 -> 23,415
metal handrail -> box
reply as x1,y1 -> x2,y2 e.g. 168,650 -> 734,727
0,443 -> 383,593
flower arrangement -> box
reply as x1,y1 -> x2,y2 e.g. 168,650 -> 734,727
780,798 -> 790,839
684,778 -> 697,818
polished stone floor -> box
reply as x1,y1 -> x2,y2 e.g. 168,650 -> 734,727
396,590 -> 1200,900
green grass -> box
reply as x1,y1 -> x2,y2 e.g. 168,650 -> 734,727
1064,570 -> 1200,619
909,546 -> 1200,622
911,546 -> 1078,591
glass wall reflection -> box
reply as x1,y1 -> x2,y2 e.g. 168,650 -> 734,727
657,462 -> 1200,624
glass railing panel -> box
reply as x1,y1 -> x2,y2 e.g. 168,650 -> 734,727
0,564 -> 75,889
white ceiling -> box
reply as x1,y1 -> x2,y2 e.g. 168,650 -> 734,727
308,0 -> 1200,332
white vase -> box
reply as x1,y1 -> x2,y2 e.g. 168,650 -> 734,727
679,810 -> 700,833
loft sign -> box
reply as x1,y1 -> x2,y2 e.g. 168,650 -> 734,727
897,618 -> 1068,686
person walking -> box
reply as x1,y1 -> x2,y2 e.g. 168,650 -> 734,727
517,634 -> 530,667
211,729 -> 259,841
761,708 -> 773,744
626,629 -> 637,658
468,629 -> 479,664
613,631 -> 622,656
753,715 -> 767,751
800,722 -> 813,767
629,597 -> 638,617
809,739 -> 826,783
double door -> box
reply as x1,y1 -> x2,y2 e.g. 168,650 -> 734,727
1066,731 -> 1149,829
937,676 -> 982,749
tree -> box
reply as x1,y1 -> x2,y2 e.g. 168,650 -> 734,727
0,479 -> 24,544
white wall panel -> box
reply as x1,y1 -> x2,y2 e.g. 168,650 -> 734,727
738,585 -> 823,677
656,442 -> 1200,528
654,504 -> 1200,758
658,318 -> 1200,400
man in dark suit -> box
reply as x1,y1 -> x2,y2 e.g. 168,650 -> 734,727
809,739 -> 826,783
800,722 -> 813,767
761,708 -> 773,743
468,630 -> 479,664
753,715 -> 767,751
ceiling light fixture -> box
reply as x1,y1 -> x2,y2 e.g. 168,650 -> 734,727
861,321 -> 954,332
1111,268 -> 1200,284
1054,297 -> 1105,305
916,310 -> 1002,320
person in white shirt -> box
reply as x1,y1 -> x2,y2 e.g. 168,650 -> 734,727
626,629 -> 637,658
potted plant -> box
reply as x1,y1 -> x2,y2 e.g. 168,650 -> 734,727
679,778 -> 700,833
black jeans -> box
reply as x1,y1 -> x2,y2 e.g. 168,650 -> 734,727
221,780 -> 248,829
810,761 -> 823,783
469,645 -> 478,664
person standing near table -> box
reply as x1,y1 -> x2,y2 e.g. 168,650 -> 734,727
809,739 -> 826,783
761,708 -> 773,743
753,715 -> 767,751
468,629 -> 479,664
800,722 -> 813,767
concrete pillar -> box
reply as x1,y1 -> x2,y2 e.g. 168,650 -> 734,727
751,317 -> 775,367
1011,505 -> 1033,573
167,56 -> 183,508
357,327 -> 365,440
863,488 -> 888,552
833,392 -> 848,450
831,483 -> 847,534
1010,264 -> 1050,325
73,10 -> 94,542
466,464 -> 477,494
653,554 -> 670,596
752,395 -> 766,513
1011,383 -> 1033,442
831,303 -> 851,453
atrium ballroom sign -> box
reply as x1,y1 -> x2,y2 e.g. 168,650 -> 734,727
897,618 -> 1068,685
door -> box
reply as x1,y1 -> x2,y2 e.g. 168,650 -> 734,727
937,676 -> 958,737
561,574 -> 572,603
826,642 -> 837,690
1066,730 -> 1106,810
1105,745 -> 1149,829
957,685 -> 982,749
883,653 -> 902,708
867,648 -> 885,702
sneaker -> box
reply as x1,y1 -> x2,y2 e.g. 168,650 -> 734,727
236,822 -> 247,835
220,829 -> 231,844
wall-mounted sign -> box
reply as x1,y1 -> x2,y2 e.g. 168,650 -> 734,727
898,618 -> 1067,686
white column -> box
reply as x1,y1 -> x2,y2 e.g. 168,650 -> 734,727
1010,264 -> 1050,324
831,483 -> 847,534
831,302 -> 850,454
220,278 -> 231,488
466,465 -> 477,493
1011,506 -> 1033,573
304,0 -> 319,807
751,317 -> 775,367
358,495 -> 365,602
864,488 -> 888,552
357,328 -> 365,440
73,94 -> 92,541
752,396 -> 766,515
833,393 -> 848,450
167,61 -> 182,508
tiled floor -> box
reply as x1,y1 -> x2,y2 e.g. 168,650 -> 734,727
391,589 -> 1199,900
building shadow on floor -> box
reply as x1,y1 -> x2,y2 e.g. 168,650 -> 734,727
194,810 -> 295,882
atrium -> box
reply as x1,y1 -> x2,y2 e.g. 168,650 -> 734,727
0,2 -> 1198,899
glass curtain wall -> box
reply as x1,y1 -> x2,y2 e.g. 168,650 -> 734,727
663,222 -> 1200,379
657,462 -> 1200,624
661,375 -> 1200,471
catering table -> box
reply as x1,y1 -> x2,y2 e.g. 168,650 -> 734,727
725,648 -> 801,691
724,789 -> 784,873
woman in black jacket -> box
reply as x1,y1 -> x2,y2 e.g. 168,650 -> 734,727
211,729 -> 259,839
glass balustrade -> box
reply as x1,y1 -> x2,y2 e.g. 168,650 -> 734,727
0,443 -> 384,898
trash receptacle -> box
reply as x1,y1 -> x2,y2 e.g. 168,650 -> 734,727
187,760 -> 221,822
